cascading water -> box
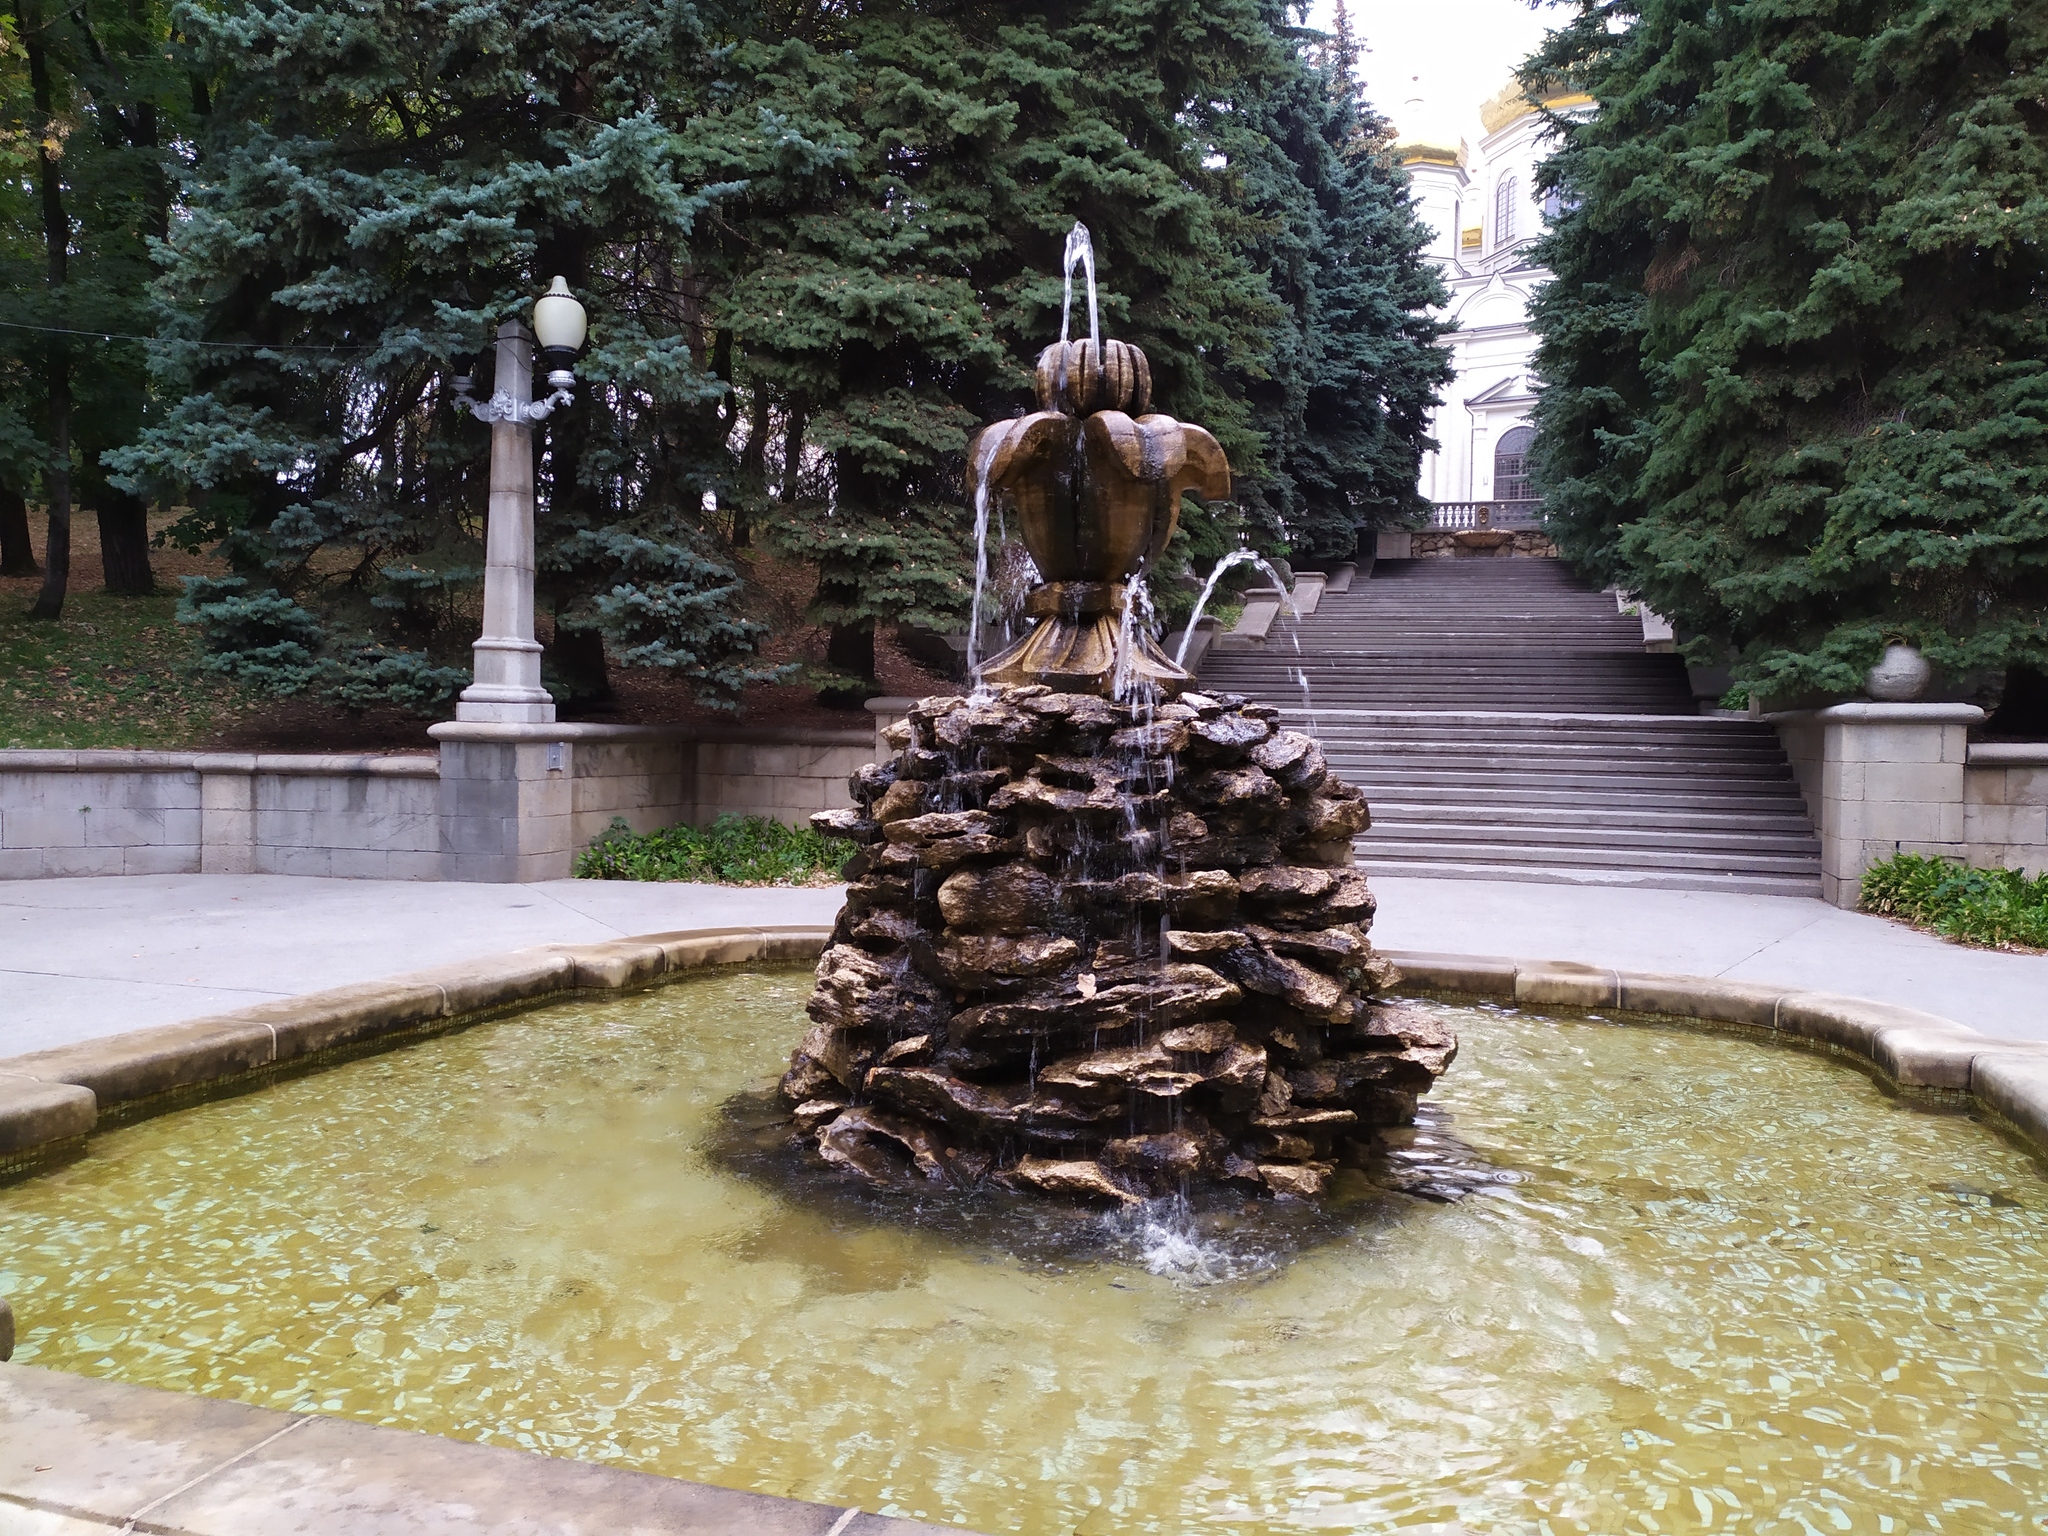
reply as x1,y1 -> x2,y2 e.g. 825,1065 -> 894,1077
1060,221 -> 1101,353
964,428 -> 1004,686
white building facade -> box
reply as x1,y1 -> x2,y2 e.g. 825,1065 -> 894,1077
1395,83 -> 1592,512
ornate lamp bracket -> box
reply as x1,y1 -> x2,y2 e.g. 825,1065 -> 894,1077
452,388 -> 574,424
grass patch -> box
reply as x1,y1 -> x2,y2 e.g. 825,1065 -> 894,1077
1859,851 -> 2048,951
575,813 -> 854,885
0,589 -> 245,749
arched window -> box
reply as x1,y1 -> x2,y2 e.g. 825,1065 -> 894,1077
1494,176 -> 1518,248
1494,425 -> 1536,501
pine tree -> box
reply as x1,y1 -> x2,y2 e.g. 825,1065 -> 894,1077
115,0 -> 780,711
1529,0 -> 2048,701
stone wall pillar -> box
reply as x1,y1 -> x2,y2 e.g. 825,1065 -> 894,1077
431,725 -> 578,882
194,755 -> 257,875
1773,703 -> 1985,907
429,722 -> 700,882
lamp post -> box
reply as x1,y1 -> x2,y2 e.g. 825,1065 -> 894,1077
448,277 -> 589,723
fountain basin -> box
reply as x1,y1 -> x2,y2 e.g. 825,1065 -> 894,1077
2,955 -> 2045,1533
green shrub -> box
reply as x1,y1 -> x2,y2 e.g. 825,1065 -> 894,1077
574,814 -> 853,885
1859,852 -> 2048,951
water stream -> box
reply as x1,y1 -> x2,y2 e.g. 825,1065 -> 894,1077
963,428 -> 1003,683
1174,546 -> 1301,667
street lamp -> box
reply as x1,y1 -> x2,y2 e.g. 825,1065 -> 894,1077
448,277 -> 590,723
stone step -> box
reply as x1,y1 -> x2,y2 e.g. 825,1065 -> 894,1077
1318,736 -> 1787,761
1352,780 -> 1808,811
1310,727 -> 1776,750
1289,709 -> 1764,730
1356,834 -> 1823,877
1363,816 -> 1819,856
1334,769 -> 1808,803
1366,799 -> 1816,834
1353,855 -> 1824,899
1330,757 -> 1793,781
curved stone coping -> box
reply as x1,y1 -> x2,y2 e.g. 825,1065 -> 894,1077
0,749 -> 440,776
0,926 -> 833,1166
1392,952 -> 2048,1155
3,931 -> 2043,1170
0,1363 -> 960,1536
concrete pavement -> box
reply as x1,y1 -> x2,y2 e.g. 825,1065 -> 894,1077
1368,876 -> 2047,1041
1,875 -> 844,1055
2,872 -> 2042,1054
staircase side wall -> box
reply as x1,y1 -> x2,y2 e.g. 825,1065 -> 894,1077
1774,706 -> 2048,904
1965,751 -> 2048,878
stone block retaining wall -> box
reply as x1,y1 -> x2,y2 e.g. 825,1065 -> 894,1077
0,753 -> 439,881
1965,744 -> 2048,874
1771,705 -> 2048,903
1,726 -> 869,883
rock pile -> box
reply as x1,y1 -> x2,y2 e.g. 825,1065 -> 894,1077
788,685 -> 1456,1205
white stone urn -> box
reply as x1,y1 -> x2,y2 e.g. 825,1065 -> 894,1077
1866,643 -> 1933,701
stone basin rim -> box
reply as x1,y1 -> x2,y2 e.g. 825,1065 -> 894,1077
2,927 -> 2043,1171
1,928 -> 2045,1535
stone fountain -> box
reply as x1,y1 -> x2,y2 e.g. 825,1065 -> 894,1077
788,229 -> 1454,1205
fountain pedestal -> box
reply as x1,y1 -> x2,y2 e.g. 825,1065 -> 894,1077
795,686 -> 1457,1206
785,226 -> 1455,1205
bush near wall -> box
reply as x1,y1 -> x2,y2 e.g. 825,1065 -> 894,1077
1860,853 -> 2048,952
576,815 -> 852,886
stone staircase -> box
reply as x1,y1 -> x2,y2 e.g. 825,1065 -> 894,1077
1197,558 -> 1824,896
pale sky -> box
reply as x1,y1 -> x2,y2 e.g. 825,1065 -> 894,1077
1303,0 -> 1561,147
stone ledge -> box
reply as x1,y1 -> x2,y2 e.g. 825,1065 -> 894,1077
1969,742 -> 2048,767
0,1077 -> 95,1156
428,721 -> 870,747
0,750 -> 439,777
1765,702 -> 1987,726
0,925 -> 835,1163
0,1363 -> 963,1536
1376,948 -> 2048,1156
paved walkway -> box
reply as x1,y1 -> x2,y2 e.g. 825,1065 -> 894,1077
3,872 -> 2043,1055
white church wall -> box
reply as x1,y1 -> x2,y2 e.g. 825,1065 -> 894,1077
1398,88 -> 1589,506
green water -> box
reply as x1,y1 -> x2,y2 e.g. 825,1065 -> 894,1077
3,969 -> 2044,1534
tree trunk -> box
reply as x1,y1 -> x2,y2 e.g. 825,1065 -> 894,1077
548,619 -> 613,707
24,0 -> 71,621
734,389 -> 771,548
825,621 -> 875,682
0,486 -> 37,576
26,363 -> 70,618
94,486 -> 156,594
781,400 -> 808,502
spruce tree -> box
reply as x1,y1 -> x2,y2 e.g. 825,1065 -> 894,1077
1228,6 -> 1452,564
116,0 -> 779,711
694,0 -> 1291,680
1529,0 -> 2048,701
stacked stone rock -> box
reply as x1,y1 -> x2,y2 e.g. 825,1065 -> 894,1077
789,685 -> 1456,1205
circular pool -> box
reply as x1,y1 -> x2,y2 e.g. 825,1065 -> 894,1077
1,969 -> 2042,1532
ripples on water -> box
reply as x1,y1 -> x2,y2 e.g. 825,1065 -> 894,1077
2,970 -> 2044,1533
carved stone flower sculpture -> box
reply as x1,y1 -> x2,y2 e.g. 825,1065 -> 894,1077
969,338 -> 1231,692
